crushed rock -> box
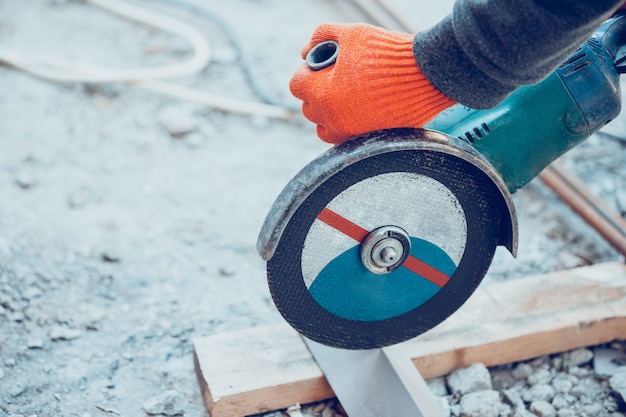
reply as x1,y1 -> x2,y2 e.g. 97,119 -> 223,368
419,343 -> 626,417
447,363 -> 492,395
564,348 -> 594,368
609,367 -> 626,402
529,400 -> 556,417
459,390 -> 501,417
522,384 -> 555,403
142,390 -> 185,416
595,348 -> 626,376
49,326 -> 81,341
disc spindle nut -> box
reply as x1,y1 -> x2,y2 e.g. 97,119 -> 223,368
360,226 -> 411,274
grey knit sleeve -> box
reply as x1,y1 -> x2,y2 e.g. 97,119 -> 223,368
413,0 -> 623,109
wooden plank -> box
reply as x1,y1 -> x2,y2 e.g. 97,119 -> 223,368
194,325 -> 329,417
193,261 -> 626,417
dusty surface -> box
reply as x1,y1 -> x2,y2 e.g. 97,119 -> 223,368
0,1 -> 624,417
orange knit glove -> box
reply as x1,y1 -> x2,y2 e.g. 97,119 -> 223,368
289,23 -> 457,144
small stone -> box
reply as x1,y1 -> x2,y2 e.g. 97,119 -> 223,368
158,106 -> 196,138
21,286 -> 42,301
564,374 -> 579,386
447,363 -> 492,395
427,376 -> 449,396
459,390 -> 501,417
491,368 -> 516,390
567,366 -> 590,378
321,407 -> 335,417
15,172 -> 35,189
522,384 -> 555,403
502,388 -> 524,408
581,403 -> 603,416
528,368 -> 553,386
604,396 -> 619,412
551,394 -> 575,410
550,357 -> 564,372
436,396 -> 451,417
183,133 -> 205,148
143,390 -> 184,416
593,347 -> 626,376
100,252 -> 121,263
27,337 -> 44,349
10,385 -> 25,397
565,348 -> 593,368
550,376 -> 573,394
530,400 -> 556,417
556,409 -> 575,417
570,377 -> 603,400
9,311 -> 25,322
313,403 -> 325,413
499,403 -> 512,417
513,363 -> 534,381
513,409 -> 536,417
50,326 -> 81,341
609,367 -> 626,402
68,190 -> 90,209
5,358 -> 16,367
0,294 -> 21,313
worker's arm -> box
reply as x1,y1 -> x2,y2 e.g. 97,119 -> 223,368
415,0 -> 624,109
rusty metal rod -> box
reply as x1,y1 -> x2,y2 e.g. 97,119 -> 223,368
540,164 -> 626,257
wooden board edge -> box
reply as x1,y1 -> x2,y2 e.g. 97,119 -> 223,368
412,316 -> 626,379
193,341 -> 333,416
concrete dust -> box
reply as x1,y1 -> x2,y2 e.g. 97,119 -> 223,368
0,1 -> 624,417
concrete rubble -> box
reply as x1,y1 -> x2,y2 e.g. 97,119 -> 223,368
428,346 -> 626,417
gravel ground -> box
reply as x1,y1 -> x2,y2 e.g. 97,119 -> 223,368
0,1 -> 625,417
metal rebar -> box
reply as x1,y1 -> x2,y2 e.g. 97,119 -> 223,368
540,164 -> 626,257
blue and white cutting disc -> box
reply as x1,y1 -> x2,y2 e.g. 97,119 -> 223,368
264,129 -> 512,349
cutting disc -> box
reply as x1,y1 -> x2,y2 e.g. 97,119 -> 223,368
260,129 -> 515,349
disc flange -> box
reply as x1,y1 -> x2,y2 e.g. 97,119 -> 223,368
360,225 -> 411,275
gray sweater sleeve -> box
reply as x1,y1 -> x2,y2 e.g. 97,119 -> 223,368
413,0 -> 623,109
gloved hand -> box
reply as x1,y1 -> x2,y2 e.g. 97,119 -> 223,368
289,23 -> 456,144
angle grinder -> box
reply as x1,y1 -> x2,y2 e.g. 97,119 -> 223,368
257,14 -> 626,349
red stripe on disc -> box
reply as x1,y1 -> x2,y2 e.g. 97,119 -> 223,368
317,208 -> 369,242
403,256 -> 450,287
317,207 -> 450,287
